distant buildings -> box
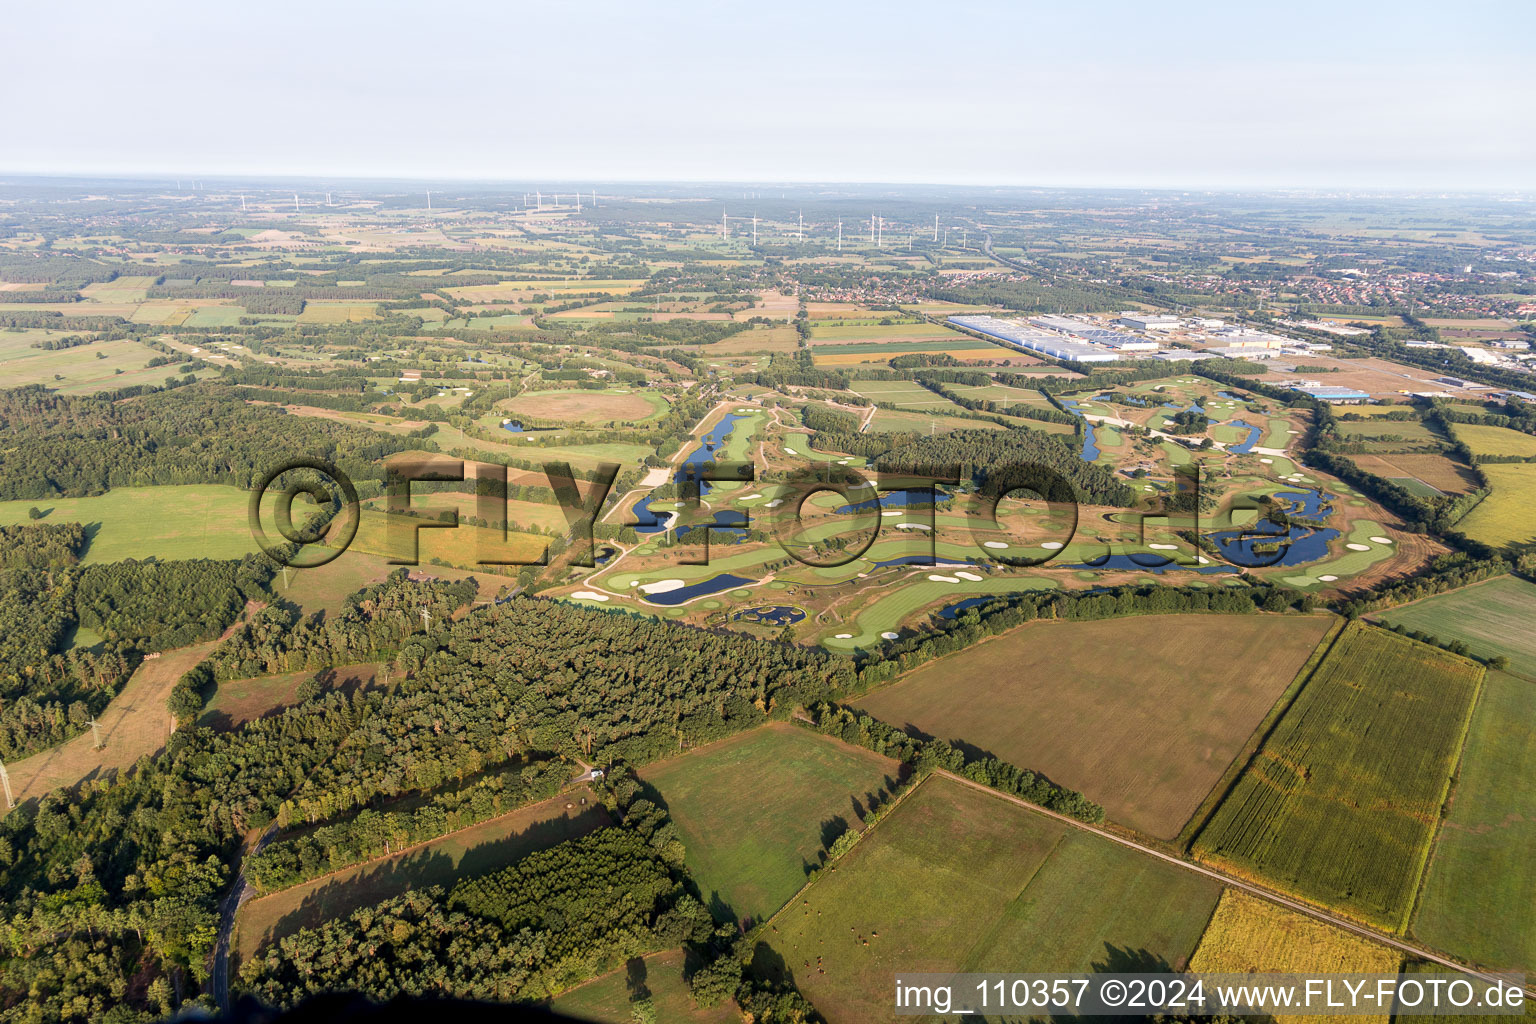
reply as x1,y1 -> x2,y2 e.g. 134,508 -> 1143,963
1289,384 -> 1371,404
1113,312 -> 1180,331
948,315 -> 1121,362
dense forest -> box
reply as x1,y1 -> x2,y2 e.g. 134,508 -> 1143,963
872,428 -> 1138,507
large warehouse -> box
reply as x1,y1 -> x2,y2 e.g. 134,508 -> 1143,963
948,315 -> 1120,362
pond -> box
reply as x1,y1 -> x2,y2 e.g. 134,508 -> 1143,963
1058,399 -> 1099,462
733,605 -> 806,626
500,420 -> 525,433
642,573 -> 756,605
1226,420 -> 1264,454
632,411 -> 751,533
1204,489 -> 1340,569
834,487 -> 953,514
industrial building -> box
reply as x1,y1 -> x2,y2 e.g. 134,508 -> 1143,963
1113,313 -> 1180,331
1290,384 -> 1370,404
1028,315 -> 1159,351
948,315 -> 1120,362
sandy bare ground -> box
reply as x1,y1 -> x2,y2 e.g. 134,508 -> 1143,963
4,640 -> 223,809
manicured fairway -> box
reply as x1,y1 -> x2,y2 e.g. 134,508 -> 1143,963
761,775 -> 1220,1022
1410,672 -> 1536,973
1191,890 -> 1400,1024
0,485 -> 255,562
854,614 -> 1335,837
549,949 -> 737,1023
639,724 -> 900,927
1194,625 -> 1483,932
1375,576 -> 1536,681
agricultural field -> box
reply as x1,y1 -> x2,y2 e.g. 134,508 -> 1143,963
502,387 -> 668,425
1193,624 -> 1484,932
1451,423 -> 1536,458
234,788 -> 611,961
0,484 -> 257,563
1190,890 -> 1401,1024
638,724 -> 901,926
1374,576 -> 1536,680
548,949 -> 737,1023
1349,453 -> 1480,496
1336,418 -> 1439,450
849,379 -> 966,409
1457,463 -> 1536,549
1410,672 -> 1536,973
0,332 -> 191,393
3,640 -> 221,807
760,775 -> 1221,1022
854,614 -> 1335,837
200,662 -> 383,730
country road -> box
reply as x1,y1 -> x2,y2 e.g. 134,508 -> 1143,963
932,770 -> 1533,998
210,824 -> 278,1011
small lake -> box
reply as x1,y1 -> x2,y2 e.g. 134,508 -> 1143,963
500,421 -> 525,433
1058,399 -> 1100,462
1226,420 -> 1264,454
835,487 -> 953,514
642,573 -> 755,605
633,412 -> 751,533
733,605 -> 806,626
1205,489 -> 1341,568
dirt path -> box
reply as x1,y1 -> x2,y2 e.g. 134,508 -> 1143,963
2,639 -> 222,811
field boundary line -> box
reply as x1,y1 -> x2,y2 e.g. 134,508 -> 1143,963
1402,657 -> 1490,940
931,770 -> 1533,997
746,767 -> 930,942
1176,615 -> 1347,851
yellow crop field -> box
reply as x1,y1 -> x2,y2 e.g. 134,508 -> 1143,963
1458,463 -> 1536,549
1190,890 -> 1400,1024
1454,423 -> 1536,458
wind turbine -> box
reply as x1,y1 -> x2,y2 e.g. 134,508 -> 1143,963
934,214 -> 939,242
240,194 -> 247,212
575,190 -> 582,212
837,219 -> 842,251
293,193 -> 300,213
427,189 -> 432,210
752,213 -> 758,246
798,210 -> 803,241
721,208 -> 728,239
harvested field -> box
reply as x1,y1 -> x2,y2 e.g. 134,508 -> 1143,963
1348,454 -> 1480,495
503,388 -> 667,425
854,614 -> 1335,837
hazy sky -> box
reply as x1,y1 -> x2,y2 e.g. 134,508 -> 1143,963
4,0 -> 1532,189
